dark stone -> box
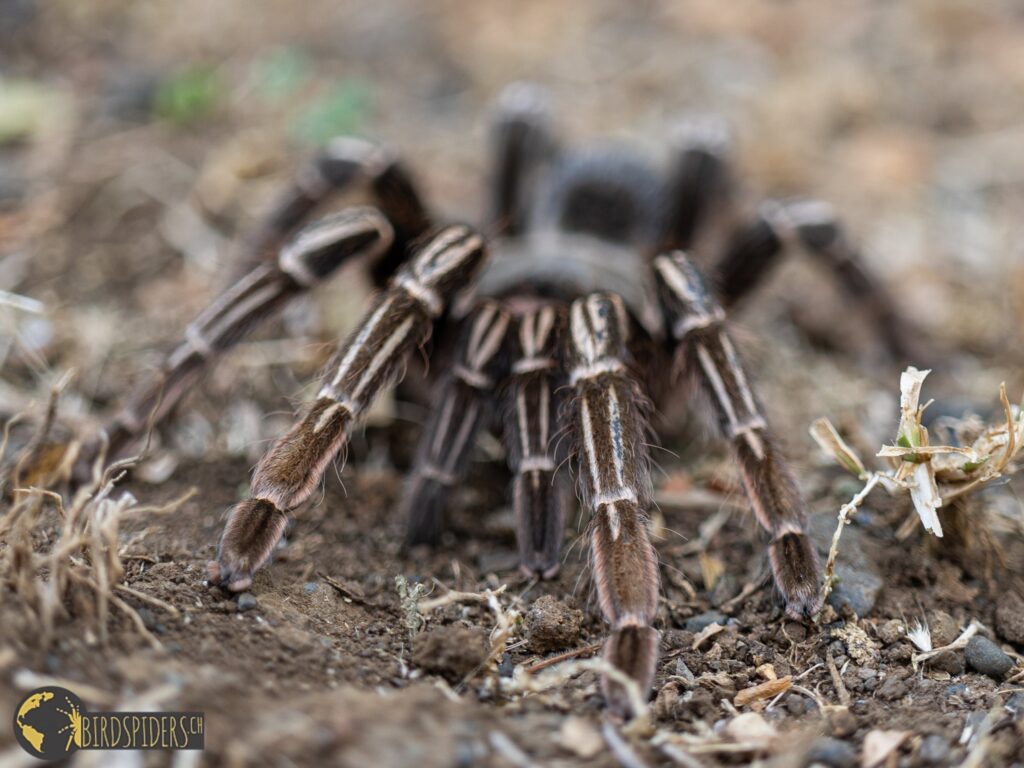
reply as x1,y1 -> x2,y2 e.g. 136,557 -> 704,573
805,737 -> 857,768
965,635 -> 1012,678
497,652 -> 514,678
684,610 -> 726,633
237,592 -> 258,612
877,673 -> 908,701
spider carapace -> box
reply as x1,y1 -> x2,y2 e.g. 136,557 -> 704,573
98,83 -> 914,714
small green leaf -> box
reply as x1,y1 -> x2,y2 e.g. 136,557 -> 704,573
295,79 -> 372,144
156,67 -> 222,125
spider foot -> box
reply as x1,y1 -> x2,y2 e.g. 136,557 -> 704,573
769,531 -> 824,620
208,499 -> 289,592
601,625 -> 660,718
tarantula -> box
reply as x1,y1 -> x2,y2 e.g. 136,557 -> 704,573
97,83 -> 912,714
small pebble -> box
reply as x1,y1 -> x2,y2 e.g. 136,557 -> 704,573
827,708 -> 858,738
303,582 -> 319,594
875,619 -> 904,645
964,635 -> 1012,678
684,610 -> 726,633
497,652 -> 514,678
918,734 -> 950,765
876,673 -> 907,701
805,737 -> 857,768
237,592 -> 258,612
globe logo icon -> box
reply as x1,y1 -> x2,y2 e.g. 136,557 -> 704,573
13,687 -> 84,760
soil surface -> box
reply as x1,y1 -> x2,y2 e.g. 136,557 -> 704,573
2,2 -> 1024,766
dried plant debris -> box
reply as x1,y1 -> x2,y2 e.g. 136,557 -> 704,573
0,460 -> 192,651
813,367 -> 1023,601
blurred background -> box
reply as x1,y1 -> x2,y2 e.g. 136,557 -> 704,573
2,0 -> 1024,454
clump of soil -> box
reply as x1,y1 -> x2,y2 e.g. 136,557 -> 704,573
412,625 -> 490,682
525,595 -> 584,653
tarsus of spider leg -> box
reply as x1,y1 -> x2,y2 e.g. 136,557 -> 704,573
402,300 -> 511,545
95,208 -> 395,473
210,225 -> 487,592
713,199 -> 920,363
653,251 -> 822,619
241,138 -> 431,276
564,292 -> 661,716
501,303 -> 569,577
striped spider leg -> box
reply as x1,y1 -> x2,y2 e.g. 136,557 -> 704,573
653,251 -> 822,619
501,303 -> 570,577
564,292 -> 661,716
99,208 -> 394,466
714,199 -> 920,362
401,300 -> 512,545
209,225 -> 487,592
241,136 -> 431,276
94,137 -> 432,470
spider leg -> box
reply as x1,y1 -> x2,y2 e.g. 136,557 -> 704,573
653,251 -> 822,619
402,300 -> 511,545
713,199 -> 919,361
661,115 -> 734,252
99,207 -> 394,467
501,303 -> 570,577
488,82 -> 558,236
209,225 -> 487,592
564,292 -> 660,716
245,137 -> 431,272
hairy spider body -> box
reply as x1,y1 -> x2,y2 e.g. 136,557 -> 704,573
97,84 -> 914,715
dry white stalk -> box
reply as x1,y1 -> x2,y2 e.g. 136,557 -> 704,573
416,583 -> 507,613
911,620 -> 982,670
862,729 -> 909,768
819,471 -> 885,604
810,417 -> 867,478
488,731 -> 540,768
506,657 -> 651,732
815,369 -> 1024,601
601,722 -> 650,768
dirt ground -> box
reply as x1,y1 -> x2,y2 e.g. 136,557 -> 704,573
3,1 -> 1024,766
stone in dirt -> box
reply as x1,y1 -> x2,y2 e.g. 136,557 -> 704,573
805,737 -> 857,768
685,610 -> 726,633
964,635 -> 1013,678
809,515 -> 882,617
237,592 -> 258,612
